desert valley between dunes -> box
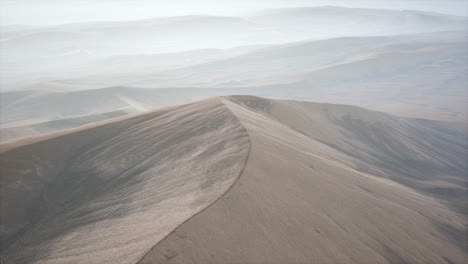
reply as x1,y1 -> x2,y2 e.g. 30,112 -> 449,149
1,1 -> 468,263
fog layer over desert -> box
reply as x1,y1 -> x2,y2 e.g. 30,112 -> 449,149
0,0 -> 467,263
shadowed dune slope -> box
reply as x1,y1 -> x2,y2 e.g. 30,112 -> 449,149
140,96 -> 467,264
0,98 -> 250,264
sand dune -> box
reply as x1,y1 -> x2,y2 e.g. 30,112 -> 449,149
1,96 -> 466,263
2,6 -> 466,91
95,32 -> 467,88
0,87 -> 168,127
140,96 -> 467,264
0,98 -> 250,263
2,32 -> 466,139
0,110 -> 129,143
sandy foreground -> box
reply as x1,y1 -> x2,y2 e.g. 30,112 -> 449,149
1,96 -> 467,263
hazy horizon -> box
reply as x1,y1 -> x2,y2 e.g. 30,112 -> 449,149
1,1 -> 467,264
1,0 -> 467,26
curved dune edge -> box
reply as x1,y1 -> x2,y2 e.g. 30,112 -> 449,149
0,98 -> 252,264
138,96 -> 467,264
134,97 -> 272,264
2,96 -> 466,263
129,99 -> 253,262
134,99 -> 253,263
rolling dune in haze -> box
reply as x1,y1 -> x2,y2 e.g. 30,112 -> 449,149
0,110 -> 129,143
0,87 -> 167,127
2,6 -> 466,91
2,0 -> 467,263
1,96 -> 466,264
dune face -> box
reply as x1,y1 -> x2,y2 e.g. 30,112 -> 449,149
0,98 -> 250,263
1,96 -> 466,264
2,1 -> 467,263
139,96 -> 467,264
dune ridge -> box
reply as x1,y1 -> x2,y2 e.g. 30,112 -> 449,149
1,96 -> 466,264
139,96 -> 467,264
0,98 -> 251,264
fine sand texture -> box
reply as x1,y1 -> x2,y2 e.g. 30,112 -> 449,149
1,96 -> 466,264
0,98 -> 250,264
140,96 -> 467,264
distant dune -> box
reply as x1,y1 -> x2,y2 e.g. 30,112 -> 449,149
0,110 -> 128,143
0,87 -> 166,127
1,96 -> 466,263
2,6 -> 466,90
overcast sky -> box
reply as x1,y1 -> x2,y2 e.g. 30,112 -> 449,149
1,0 -> 467,26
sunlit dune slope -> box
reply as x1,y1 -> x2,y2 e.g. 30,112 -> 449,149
140,96 -> 467,264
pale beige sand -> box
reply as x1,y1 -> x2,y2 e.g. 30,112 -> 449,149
0,98 -> 250,264
140,96 -> 467,264
1,96 -> 466,264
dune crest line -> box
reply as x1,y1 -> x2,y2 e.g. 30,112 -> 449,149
0,98 -> 251,264
139,96 -> 467,264
136,99 -> 253,263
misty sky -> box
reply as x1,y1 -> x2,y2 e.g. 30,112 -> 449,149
1,0 -> 467,26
